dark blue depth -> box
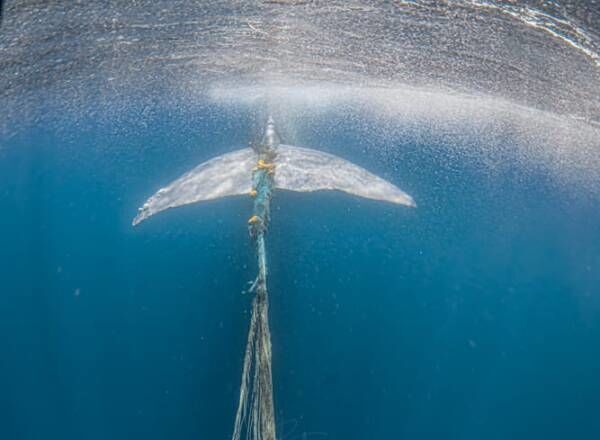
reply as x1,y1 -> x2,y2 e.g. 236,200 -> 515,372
1,106 -> 599,440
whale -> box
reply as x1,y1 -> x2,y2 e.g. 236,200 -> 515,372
133,117 -> 415,225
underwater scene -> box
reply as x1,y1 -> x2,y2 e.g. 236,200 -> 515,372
1,1 -> 600,439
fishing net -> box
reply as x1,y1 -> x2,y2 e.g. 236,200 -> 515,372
232,286 -> 276,440
232,163 -> 277,440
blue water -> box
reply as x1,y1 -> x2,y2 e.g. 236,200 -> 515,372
1,106 -> 599,440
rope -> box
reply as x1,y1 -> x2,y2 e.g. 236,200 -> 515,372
232,155 -> 277,440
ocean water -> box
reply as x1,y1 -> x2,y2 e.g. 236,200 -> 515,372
2,1 -> 600,440
2,105 -> 600,439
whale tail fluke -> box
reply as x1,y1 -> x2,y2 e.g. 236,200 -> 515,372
133,145 -> 414,225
